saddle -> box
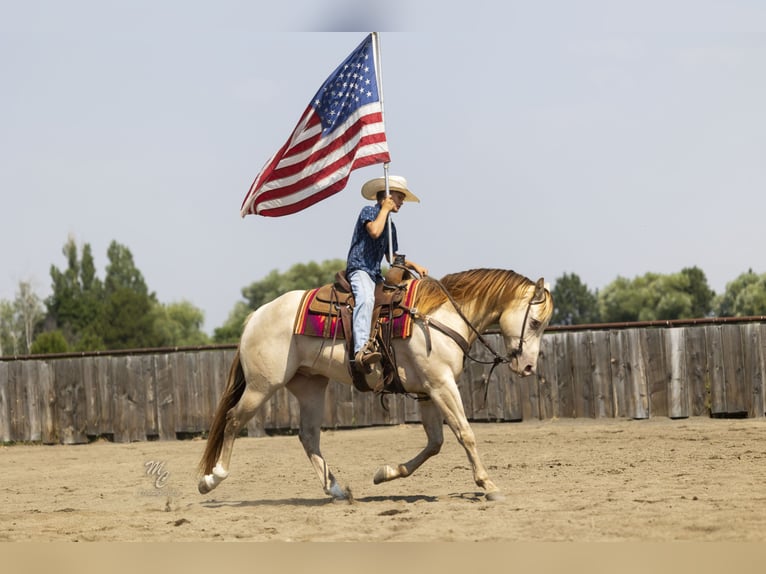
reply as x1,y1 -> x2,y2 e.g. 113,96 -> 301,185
302,267 -> 413,394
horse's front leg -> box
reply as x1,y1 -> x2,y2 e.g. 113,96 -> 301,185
287,375 -> 349,501
429,383 -> 504,501
373,398 -> 444,484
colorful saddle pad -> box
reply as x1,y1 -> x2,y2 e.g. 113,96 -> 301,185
294,279 -> 421,339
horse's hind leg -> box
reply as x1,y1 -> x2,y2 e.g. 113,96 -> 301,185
198,386 -> 271,494
373,398 -> 444,484
287,374 -> 349,501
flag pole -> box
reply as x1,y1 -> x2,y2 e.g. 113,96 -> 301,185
373,31 -> 395,263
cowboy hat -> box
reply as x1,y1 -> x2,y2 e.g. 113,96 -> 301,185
361,175 -> 420,202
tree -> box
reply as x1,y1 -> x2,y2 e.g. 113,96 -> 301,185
212,301 -> 251,344
99,241 -> 160,349
153,300 -> 210,347
30,331 -> 69,355
15,281 -> 45,352
550,273 -> 600,325
714,270 -> 766,317
214,259 -> 346,343
598,268 -> 715,323
0,300 -> 17,356
680,266 -> 715,318
242,259 -> 346,310
46,236 -> 104,348
0,281 -> 45,356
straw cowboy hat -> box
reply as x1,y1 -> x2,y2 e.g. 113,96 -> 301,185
361,175 -> 420,202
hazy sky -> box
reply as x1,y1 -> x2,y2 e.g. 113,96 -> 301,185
2,1 -> 765,334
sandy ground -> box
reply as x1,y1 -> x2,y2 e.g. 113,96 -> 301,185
2,417 -> 766,542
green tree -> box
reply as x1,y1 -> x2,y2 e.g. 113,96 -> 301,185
599,268 -> 715,323
212,301 -> 251,344
680,266 -> 715,318
153,300 -> 210,347
99,241 -> 160,349
30,330 -> 69,354
550,272 -> 600,325
242,259 -> 345,310
714,270 -> 766,317
39,236 -> 211,351
46,236 -> 104,348
214,259 -> 345,343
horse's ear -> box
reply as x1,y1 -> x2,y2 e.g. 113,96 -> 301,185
532,277 -> 547,304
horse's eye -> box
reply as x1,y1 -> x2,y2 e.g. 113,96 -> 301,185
529,319 -> 542,330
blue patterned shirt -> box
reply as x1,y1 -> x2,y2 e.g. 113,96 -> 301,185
346,204 -> 398,282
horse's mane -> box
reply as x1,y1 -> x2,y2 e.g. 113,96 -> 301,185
414,269 -> 536,315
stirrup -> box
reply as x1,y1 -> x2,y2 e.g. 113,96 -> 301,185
355,348 -> 382,366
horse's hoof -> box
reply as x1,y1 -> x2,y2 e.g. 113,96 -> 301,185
485,490 -> 505,502
198,475 -> 217,494
373,465 -> 397,484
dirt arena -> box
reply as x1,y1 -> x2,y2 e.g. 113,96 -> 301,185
2,416 -> 766,542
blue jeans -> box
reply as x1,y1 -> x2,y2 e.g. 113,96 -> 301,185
349,270 -> 376,354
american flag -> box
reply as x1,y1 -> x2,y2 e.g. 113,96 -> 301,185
240,33 -> 391,217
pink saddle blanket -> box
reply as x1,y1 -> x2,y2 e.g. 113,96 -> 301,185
294,279 -> 421,339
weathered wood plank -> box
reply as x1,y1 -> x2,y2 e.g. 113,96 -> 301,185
21,360 -> 42,441
590,331 -> 614,418
143,354 -> 158,438
684,326 -> 709,416
183,352 -> 203,433
553,333 -> 575,418
570,331 -> 593,418
81,356 -> 99,437
111,356 -> 135,443
335,380 -> 358,429
0,362 -> 11,442
94,356 -> 113,436
39,362 -> 56,444
504,369 -> 523,421
520,372 -> 539,421
54,358 -> 88,444
154,354 -> 176,440
608,330 -> 629,418
742,323 -> 765,418
535,335 -> 556,420
8,362 -> 26,441
665,327 -> 690,419
721,324 -> 747,415
707,326 -> 726,415
642,328 -> 667,418
624,329 -> 649,419
172,353 -> 192,434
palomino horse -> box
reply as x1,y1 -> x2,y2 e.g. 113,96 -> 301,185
198,269 -> 554,502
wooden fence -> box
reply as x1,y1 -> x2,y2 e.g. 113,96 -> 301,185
1,319 -> 764,444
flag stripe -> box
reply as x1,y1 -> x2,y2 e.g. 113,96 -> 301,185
252,107 -> 386,202
240,33 -> 390,218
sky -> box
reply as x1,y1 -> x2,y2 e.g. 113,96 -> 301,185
2,1 -> 765,335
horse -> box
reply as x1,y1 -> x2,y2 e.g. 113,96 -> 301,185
197,268 -> 554,502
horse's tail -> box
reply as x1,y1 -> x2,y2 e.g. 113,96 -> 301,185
197,348 -> 246,476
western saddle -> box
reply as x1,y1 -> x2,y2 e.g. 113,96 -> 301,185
308,266 -> 412,394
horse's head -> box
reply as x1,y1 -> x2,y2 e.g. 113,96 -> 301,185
498,277 -> 553,377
